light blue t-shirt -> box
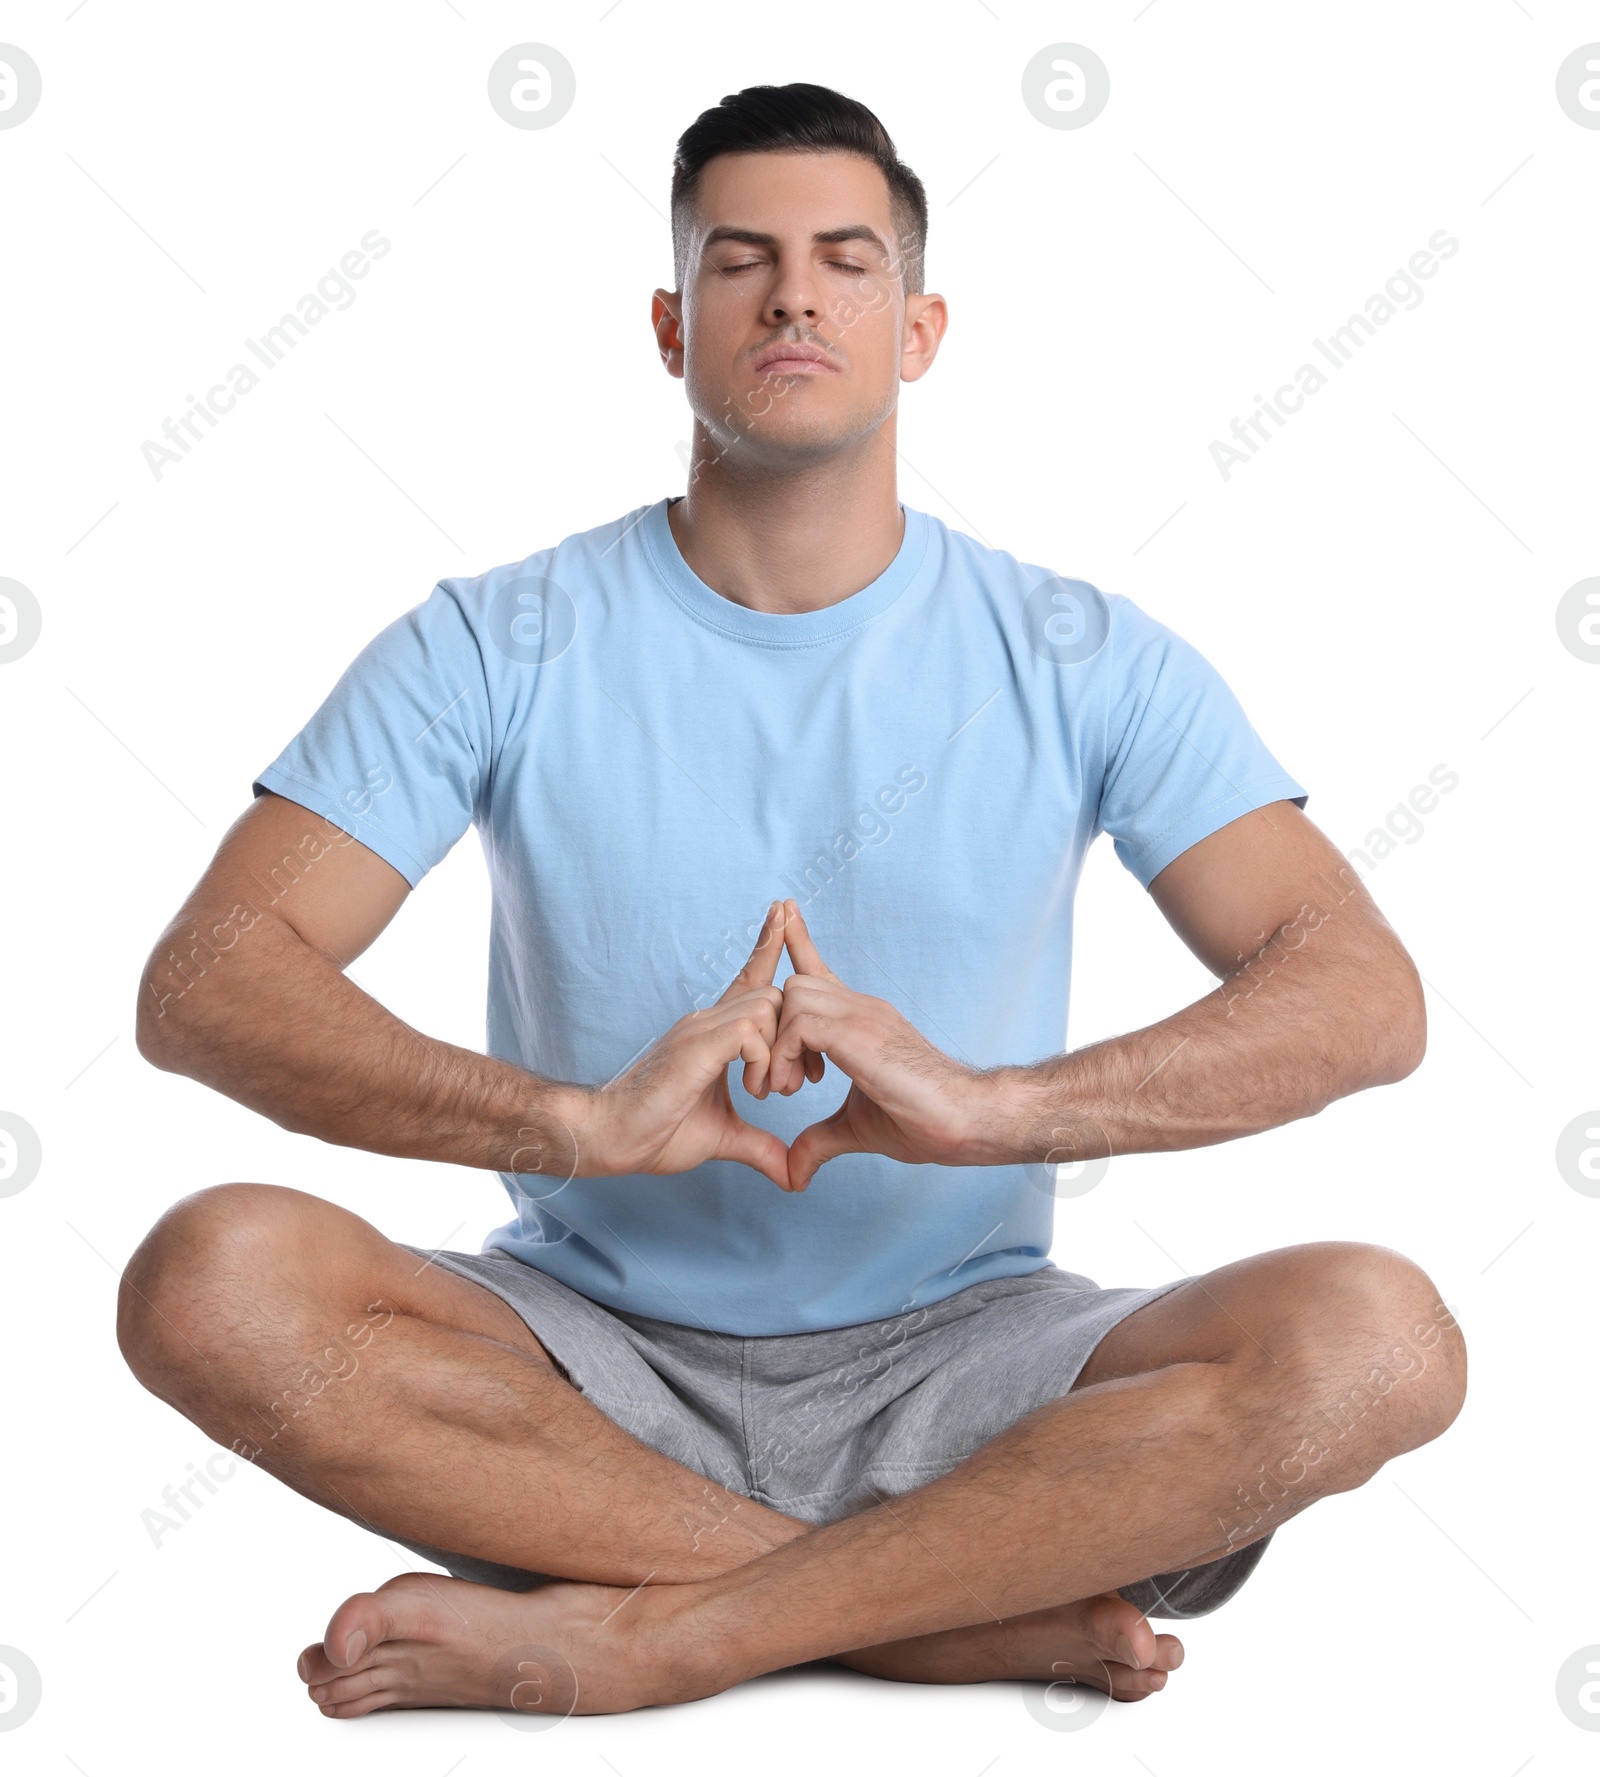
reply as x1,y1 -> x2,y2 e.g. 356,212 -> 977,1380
253,497 -> 1307,1334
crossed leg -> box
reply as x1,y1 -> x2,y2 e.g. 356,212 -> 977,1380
117,1183 -> 1466,1717
117,1184 -> 1184,1699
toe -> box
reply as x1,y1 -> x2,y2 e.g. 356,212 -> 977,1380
1085,1593 -> 1158,1669
297,1643 -> 340,1685
311,1665 -> 396,1709
321,1592 -> 381,1672
319,1571 -> 454,1677
322,1581 -> 433,1671
320,1684 -> 402,1720
1100,1661 -> 1169,1702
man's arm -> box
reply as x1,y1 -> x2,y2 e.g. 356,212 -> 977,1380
986,798 -> 1426,1167
764,801 -> 1427,1189
137,792 -> 795,1189
136,790 -> 589,1178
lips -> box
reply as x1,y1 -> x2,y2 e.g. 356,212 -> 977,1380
753,342 -> 837,375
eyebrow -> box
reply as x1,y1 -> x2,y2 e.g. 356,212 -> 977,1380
699,224 -> 891,259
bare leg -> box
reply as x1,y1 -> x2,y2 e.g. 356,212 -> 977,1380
289,1239 -> 1465,1714
118,1182 -> 796,1580
117,1183 -> 1176,1701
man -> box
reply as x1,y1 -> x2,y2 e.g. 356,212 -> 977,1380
119,83 -> 1465,1718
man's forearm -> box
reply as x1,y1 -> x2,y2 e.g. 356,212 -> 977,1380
980,893 -> 1426,1168
138,911 -> 587,1180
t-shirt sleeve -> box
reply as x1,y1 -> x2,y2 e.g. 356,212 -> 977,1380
251,580 -> 492,890
1095,594 -> 1308,890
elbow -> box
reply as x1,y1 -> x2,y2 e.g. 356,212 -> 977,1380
1373,952 -> 1428,1084
135,972 -> 190,1072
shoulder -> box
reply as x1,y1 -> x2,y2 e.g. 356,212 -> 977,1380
437,501 -> 653,614
919,509 -> 1180,678
424,501 -> 657,663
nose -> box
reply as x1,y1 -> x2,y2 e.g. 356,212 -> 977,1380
762,262 -> 821,327
767,299 -> 818,321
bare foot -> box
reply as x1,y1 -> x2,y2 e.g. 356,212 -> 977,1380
833,1591 -> 1184,1699
299,1572 -> 1181,1718
297,1570 -> 706,1718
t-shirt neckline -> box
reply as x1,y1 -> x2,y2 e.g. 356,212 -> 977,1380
639,495 -> 930,648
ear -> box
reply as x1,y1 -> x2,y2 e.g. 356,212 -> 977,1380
652,289 -> 686,379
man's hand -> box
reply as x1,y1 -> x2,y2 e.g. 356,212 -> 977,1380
575,896 -> 993,1195
575,900 -> 792,1190
769,900 -> 987,1193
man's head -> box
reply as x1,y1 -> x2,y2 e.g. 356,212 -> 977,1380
654,83 -> 946,470
670,83 -> 928,297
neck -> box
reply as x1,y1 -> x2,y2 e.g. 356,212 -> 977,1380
668,423 -> 904,616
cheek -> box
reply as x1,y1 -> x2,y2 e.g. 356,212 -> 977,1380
830,276 -> 897,338
684,344 -> 770,424
843,330 -> 909,404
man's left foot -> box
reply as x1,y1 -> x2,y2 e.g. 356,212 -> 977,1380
833,1590 -> 1185,1698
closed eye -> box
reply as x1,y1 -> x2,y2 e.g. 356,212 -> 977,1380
717,260 -> 868,275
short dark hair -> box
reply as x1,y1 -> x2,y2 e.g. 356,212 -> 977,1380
670,83 -> 928,295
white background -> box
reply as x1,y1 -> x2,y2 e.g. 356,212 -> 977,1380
2,1 -> 1597,1771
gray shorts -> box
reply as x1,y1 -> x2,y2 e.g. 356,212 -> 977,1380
388,1247 -> 1273,1620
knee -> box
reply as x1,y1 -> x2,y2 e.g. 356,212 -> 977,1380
117,1182 -> 307,1390
1288,1241 -> 1467,1450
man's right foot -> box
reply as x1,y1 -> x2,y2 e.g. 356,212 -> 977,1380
297,1569 -> 711,1717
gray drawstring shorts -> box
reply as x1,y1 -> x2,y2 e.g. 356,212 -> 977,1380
388,1246 -> 1273,1617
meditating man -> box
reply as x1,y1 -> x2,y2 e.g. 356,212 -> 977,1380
119,82 -> 1465,1718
